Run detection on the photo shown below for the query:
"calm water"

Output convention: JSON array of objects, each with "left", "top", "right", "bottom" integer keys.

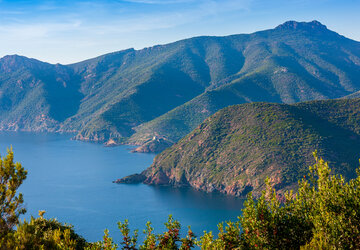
[{"left": 0, "top": 132, "right": 244, "bottom": 242}]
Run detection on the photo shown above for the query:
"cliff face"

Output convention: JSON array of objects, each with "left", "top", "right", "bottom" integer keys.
[{"left": 116, "top": 99, "right": 360, "bottom": 197}]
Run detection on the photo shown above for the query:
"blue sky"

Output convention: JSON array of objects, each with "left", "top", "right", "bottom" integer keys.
[{"left": 0, "top": 0, "right": 359, "bottom": 64}]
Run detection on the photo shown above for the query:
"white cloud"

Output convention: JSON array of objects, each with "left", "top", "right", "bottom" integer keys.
[
  {"left": 0, "top": 20, "right": 82, "bottom": 39},
  {"left": 0, "top": 0, "right": 251, "bottom": 36}
]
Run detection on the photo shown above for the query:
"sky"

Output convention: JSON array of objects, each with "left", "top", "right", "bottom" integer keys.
[{"left": 0, "top": 0, "right": 359, "bottom": 64}]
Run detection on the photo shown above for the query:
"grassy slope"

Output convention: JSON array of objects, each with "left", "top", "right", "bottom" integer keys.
[{"left": 140, "top": 98, "right": 360, "bottom": 197}]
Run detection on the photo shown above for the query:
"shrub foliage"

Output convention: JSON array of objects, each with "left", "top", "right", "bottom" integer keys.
[
  {"left": 0, "top": 148, "right": 27, "bottom": 237},
  {"left": 1, "top": 149, "right": 360, "bottom": 249}
]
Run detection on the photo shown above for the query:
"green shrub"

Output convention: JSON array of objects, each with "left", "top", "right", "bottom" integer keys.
[
  {"left": 0, "top": 148, "right": 27, "bottom": 237},
  {"left": 239, "top": 151, "right": 360, "bottom": 249},
  {"left": 2, "top": 211, "right": 86, "bottom": 250}
]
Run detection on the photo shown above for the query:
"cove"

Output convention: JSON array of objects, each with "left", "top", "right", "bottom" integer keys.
[{"left": 0, "top": 132, "right": 244, "bottom": 242}]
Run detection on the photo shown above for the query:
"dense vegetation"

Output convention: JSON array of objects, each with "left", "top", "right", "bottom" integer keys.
[
  {"left": 0, "top": 148, "right": 27, "bottom": 238},
  {"left": 0, "top": 149, "right": 87, "bottom": 249},
  {"left": 1, "top": 149, "right": 360, "bottom": 249},
  {"left": 120, "top": 98, "right": 360, "bottom": 197},
  {"left": 1, "top": 21, "right": 360, "bottom": 152}
]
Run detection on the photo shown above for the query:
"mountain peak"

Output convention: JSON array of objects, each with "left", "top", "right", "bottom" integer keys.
[
  {"left": 0, "top": 54, "right": 44, "bottom": 65},
  {"left": 0, "top": 54, "right": 49, "bottom": 72},
  {"left": 276, "top": 20, "right": 328, "bottom": 31},
  {"left": 1, "top": 54, "right": 28, "bottom": 61}
]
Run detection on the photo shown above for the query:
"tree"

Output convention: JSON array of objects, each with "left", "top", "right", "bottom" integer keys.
[
  {"left": 299, "top": 153, "right": 360, "bottom": 249},
  {"left": 239, "top": 151, "right": 360, "bottom": 249},
  {"left": 0, "top": 147, "right": 27, "bottom": 236}
]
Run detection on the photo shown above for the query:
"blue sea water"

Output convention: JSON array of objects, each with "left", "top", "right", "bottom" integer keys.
[{"left": 0, "top": 132, "right": 244, "bottom": 243}]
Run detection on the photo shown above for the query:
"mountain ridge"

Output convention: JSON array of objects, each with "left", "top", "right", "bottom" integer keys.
[{"left": 1, "top": 20, "right": 360, "bottom": 152}]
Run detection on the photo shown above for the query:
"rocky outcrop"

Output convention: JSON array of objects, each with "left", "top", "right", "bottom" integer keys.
[
  {"left": 113, "top": 173, "right": 146, "bottom": 184},
  {"left": 132, "top": 136, "right": 173, "bottom": 153},
  {"left": 105, "top": 139, "right": 117, "bottom": 147}
]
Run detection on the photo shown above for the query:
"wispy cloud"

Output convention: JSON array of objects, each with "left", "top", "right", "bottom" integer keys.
[
  {"left": 0, "top": 0, "right": 251, "bottom": 36},
  {"left": 0, "top": 10, "right": 25, "bottom": 15},
  {"left": 123, "top": 0, "right": 195, "bottom": 3},
  {"left": 0, "top": 0, "right": 251, "bottom": 63},
  {"left": 0, "top": 0, "right": 252, "bottom": 63},
  {"left": 0, "top": 0, "right": 358, "bottom": 63},
  {"left": 0, "top": 21, "right": 82, "bottom": 40},
  {"left": 109, "top": 0, "right": 251, "bottom": 31}
]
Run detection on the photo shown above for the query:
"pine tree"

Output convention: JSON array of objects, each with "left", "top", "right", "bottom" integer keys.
[{"left": 0, "top": 147, "right": 27, "bottom": 236}]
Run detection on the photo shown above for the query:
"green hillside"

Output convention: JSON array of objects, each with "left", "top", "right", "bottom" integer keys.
[
  {"left": 117, "top": 98, "right": 360, "bottom": 197},
  {"left": 129, "top": 21, "right": 360, "bottom": 147},
  {"left": 0, "top": 55, "right": 82, "bottom": 131},
  {"left": 1, "top": 20, "right": 360, "bottom": 152}
]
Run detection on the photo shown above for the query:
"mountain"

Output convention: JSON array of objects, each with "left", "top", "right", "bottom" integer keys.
[
  {"left": 116, "top": 98, "right": 360, "bottom": 197},
  {"left": 0, "top": 55, "right": 82, "bottom": 131},
  {"left": 1, "top": 21, "right": 360, "bottom": 151},
  {"left": 343, "top": 90, "right": 360, "bottom": 99},
  {"left": 128, "top": 21, "right": 360, "bottom": 148}
]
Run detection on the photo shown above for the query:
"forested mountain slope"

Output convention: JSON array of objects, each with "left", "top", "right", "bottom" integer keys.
[
  {"left": 129, "top": 21, "right": 360, "bottom": 148},
  {"left": 0, "top": 55, "right": 82, "bottom": 131},
  {"left": 117, "top": 98, "right": 360, "bottom": 197},
  {"left": 1, "top": 20, "right": 360, "bottom": 152}
]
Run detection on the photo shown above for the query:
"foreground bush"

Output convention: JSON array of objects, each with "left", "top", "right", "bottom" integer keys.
[
  {"left": 0, "top": 149, "right": 86, "bottom": 249},
  {"left": 87, "top": 216, "right": 195, "bottom": 250},
  {"left": 2, "top": 211, "right": 86, "bottom": 249},
  {"left": 238, "top": 151, "right": 360, "bottom": 249},
  {"left": 1, "top": 149, "right": 360, "bottom": 249},
  {"left": 0, "top": 148, "right": 27, "bottom": 238}
]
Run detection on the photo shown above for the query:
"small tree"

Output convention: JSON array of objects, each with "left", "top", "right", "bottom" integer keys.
[
  {"left": 299, "top": 153, "right": 360, "bottom": 249},
  {"left": 240, "top": 151, "right": 360, "bottom": 249},
  {"left": 118, "top": 219, "right": 138, "bottom": 250},
  {"left": 0, "top": 147, "right": 27, "bottom": 236}
]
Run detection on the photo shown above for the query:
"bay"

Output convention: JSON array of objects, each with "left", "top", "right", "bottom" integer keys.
[{"left": 0, "top": 132, "right": 244, "bottom": 242}]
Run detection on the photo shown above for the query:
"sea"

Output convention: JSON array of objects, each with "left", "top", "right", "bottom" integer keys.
[{"left": 0, "top": 132, "right": 244, "bottom": 243}]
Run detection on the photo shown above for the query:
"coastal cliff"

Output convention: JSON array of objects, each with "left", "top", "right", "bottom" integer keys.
[{"left": 116, "top": 99, "right": 360, "bottom": 197}]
